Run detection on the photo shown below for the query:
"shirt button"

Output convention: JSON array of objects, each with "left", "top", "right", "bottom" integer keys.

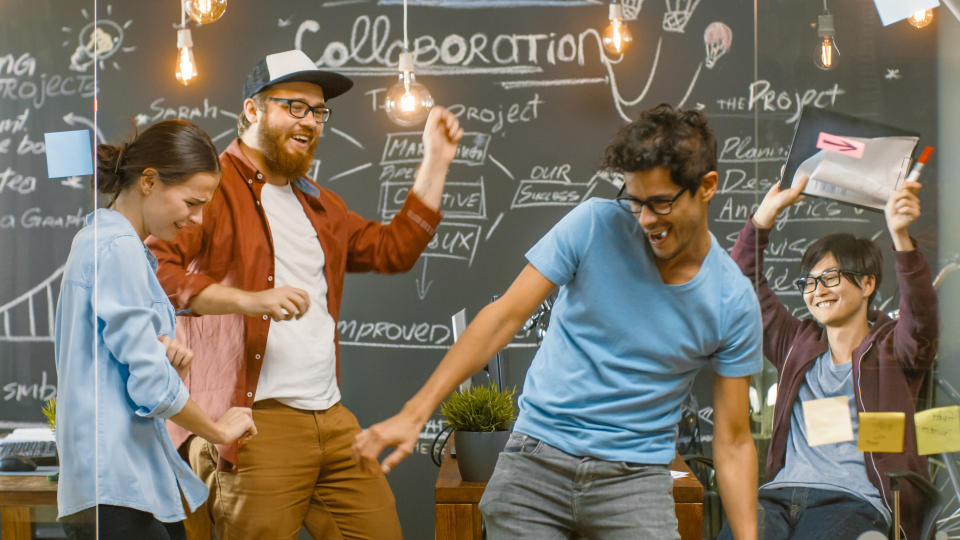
[
  {"left": 256, "top": 201, "right": 261, "bottom": 207},
  {"left": 247, "top": 179, "right": 253, "bottom": 184},
  {"left": 262, "top": 314, "right": 268, "bottom": 320},
  {"left": 255, "top": 354, "right": 261, "bottom": 360},
  {"left": 256, "top": 173, "right": 263, "bottom": 179},
  {"left": 267, "top": 275, "right": 273, "bottom": 282},
  {"left": 246, "top": 392, "right": 253, "bottom": 398}
]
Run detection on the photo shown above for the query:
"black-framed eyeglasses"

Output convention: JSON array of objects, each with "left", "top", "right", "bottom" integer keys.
[
  {"left": 615, "top": 185, "right": 688, "bottom": 216},
  {"left": 267, "top": 97, "right": 331, "bottom": 124},
  {"left": 794, "top": 269, "right": 866, "bottom": 294}
]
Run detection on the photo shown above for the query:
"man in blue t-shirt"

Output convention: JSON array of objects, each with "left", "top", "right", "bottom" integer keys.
[{"left": 354, "top": 104, "right": 763, "bottom": 539}]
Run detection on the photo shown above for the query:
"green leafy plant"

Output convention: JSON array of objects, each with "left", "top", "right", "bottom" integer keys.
[
  {"left": 441, "top": 383, "right": 518, "bottom": 432},
  {"left": 41, "top": 398, "right": 56, "bottom": 433}
]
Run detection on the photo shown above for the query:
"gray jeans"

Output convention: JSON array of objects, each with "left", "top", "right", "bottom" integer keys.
[{"left": 478, "top": 431, "right": 680, "bottom": 540}]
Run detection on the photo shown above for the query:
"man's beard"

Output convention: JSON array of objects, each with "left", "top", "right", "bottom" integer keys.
[{"left": 257, "top": 116, "right": 318, "bottom": 180}]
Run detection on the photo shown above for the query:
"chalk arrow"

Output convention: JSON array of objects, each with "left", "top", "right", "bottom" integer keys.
[
  {"left": 415, "top": 258, "right": 433, "bottom": 300},
  {"left": 62, "top": 113, "right": 106, "bottom": 144}
]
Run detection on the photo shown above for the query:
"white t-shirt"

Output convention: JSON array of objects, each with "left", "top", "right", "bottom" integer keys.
[{"left": 255, "top": 182, "right": 340, "bottom": 410}]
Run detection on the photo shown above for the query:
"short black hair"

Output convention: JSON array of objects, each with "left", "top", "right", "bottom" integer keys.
[
  {"left": 801, "top": 233, "right": 884, "bottom": 307},
  {"left": 599, "top": 103, "right": 717, "bottom": 193}
]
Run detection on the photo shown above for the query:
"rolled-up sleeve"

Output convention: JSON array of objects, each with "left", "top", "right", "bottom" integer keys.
[
  {"left": 345, "top": 191, "right": 443, "bottom": 273},
  {"left": 96, "top": 236, "right": 189, "bottom": 419}
]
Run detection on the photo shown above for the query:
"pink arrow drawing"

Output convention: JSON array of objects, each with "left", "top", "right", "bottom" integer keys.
[{"left": 816, "top": 132, "right": 866, "bottom": 159}]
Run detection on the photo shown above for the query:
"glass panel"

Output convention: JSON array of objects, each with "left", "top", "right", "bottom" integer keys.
[{"left": 0, "top": 0, "right": 97, "bottom": 537}]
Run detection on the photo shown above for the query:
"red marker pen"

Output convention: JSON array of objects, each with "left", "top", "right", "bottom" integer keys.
[{"left": 905, "top": 146, "right": 934, "bottom": 184}]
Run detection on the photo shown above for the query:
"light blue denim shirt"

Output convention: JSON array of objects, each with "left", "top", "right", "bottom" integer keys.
[{"left": 54, "top": 208, "right": 207, "bottom": 522}]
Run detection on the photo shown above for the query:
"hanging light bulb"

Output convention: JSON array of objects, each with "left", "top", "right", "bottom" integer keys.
[
  {"left": 907, "top": 9, "right": 934, "bottom": 28},
  {"left": 185, "top": 0, "right": 227, "bottom": 25},
  {"left": 384, "top": 52, "right": 434, "bottom": 127},
  {"left": 602, "top": 1, "right": 633, "bottom": 55},
  {"left": 176, "top": 28, "right": 198, "bottom": 85},
  {"left": 813, "top": 9, "right": 838, "bottom": 71}
]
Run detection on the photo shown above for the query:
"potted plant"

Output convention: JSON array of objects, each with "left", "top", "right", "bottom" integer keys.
[{"left": 440, "top": 383, "right": 517, "bottom": 482}]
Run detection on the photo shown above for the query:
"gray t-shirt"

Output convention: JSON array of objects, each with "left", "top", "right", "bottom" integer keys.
[{"left": 763, "top": 349, "right": 889, "bottom": 522}]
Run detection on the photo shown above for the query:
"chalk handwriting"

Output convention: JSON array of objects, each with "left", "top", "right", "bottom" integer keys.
[
  {"left": 0, "top": 207, "right": 85, "bottom": 230},
  {"left": 0, "top": 72, "right": 97, "bottom": 109},
  {"left": 0, "top": 167, "right": 37, "bottom": 194},
  {"left": 337, "top": 318, "right": 453, "bottom": 347},
  {"left": 380, "top": 180, "right": 487, "bottom": 220},
  {"left": 141, "top": 97, "right": 233, "bottom": 124},
  {"left": 718, "top": 137, "right": 789, "bottom": 163},
  {"left": 715, "top": 80, "right": 845, "bottom": 124},
  {"left": 2, "top": 371, "right": 57, "bottom": 402},
  {"left": 381, "top": 131, "right": 490, "bottom": 166},
  {"left": 423, "top": 222, "right": 482, "bottom": 265}
]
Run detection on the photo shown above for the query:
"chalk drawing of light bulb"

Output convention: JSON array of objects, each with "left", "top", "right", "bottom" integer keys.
[
  {"left": 663, "top": 0, "right": 700, "bottom": 33},
  {"left": 68, "top": 21, "right": 129, "bottom": 72},
  {"left": 63, "top": 6, "right": 135, "bottom": 72},
  {"left": 703, "top": 21, "right": 732, "bottom": 69}
]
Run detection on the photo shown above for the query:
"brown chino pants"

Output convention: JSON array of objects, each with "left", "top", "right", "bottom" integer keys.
[{"left": 179, "top": 400, "right": 403, "bottom": 540}]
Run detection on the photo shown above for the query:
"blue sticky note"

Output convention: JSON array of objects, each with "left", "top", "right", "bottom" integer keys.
[
  {"left": 44, "top": 129, "right": 94, "bottom": 179},
  {"left": 873, "top": 0, "right": 939, "bottom": 26}
]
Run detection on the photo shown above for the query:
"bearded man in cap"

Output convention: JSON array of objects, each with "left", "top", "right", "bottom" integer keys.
[{"left": 147, "top": 49, "right": 463, "bottom": 540}]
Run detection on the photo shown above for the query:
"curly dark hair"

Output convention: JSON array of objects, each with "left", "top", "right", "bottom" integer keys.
[
  {"left": 801, "top": 233, "right": 883, "bottom": 307},
  {"left": 599, "top": 104, "right": 717, "bottom": 193}
]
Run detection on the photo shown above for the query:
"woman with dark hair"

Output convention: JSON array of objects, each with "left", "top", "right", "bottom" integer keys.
[{"left": 54, "top": 119, "right": 257, "bottom": 540}]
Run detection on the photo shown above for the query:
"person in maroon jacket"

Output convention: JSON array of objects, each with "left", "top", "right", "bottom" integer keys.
[{"left": 720, "top": 176, "right": 938, "bottom": 540}]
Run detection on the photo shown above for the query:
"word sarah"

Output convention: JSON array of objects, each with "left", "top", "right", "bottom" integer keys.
[{"left": 145, "top": 97, "right": 230, "bottom": 123}]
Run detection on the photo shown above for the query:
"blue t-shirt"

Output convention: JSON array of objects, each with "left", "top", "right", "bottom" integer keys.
[
  {"left": 515, "top": 198, "right": 763, "bottom": 464},
  {"left": 763, "top": 350, "right": 889, "bottom": 522}
]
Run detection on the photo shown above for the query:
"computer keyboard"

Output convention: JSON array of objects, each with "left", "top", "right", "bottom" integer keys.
[{"left": 0, "top": 440, "right": 58, "bottom": 459}]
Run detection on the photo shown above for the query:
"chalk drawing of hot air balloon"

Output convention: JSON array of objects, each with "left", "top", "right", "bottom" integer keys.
[{"left": 704, "top": 21, "right": 733, "bottom": 69}]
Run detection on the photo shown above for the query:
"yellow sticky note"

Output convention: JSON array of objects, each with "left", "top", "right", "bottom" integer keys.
[
  {"left": 915, "top": 406, "right": 960, "bottom": 456},
  {"left": 857, "top": 412, "right": 906, "bottom": 453},
  {"left": 802, "top": 396, "right": 854, "bottom": 446}
]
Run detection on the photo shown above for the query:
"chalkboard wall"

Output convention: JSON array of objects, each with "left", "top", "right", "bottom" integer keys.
[{"left": 0, "top": 0, "right": 939, "bottom": 536}]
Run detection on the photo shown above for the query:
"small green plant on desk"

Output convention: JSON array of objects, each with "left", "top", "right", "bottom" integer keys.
[
  {"left": 41, "top": 398, "right": 58, "bottom": 482},
  {"left": 440, "top": 383, "right": 517, "bottom": 482},
  {"left": 441, "top": 383, "right": 517, "bottom": 433},
  {"left": 41, "top": 398, "right": 56, "bottom": 433}
]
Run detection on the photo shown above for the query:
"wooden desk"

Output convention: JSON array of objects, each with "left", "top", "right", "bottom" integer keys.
[
  {"left": 435, "top": 452, "right": 703, "bottom": 540},
  {"left": 0, "top": 475, "right": 58, "bottom": 540}
]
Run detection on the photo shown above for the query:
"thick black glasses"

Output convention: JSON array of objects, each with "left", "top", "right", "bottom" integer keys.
[
  {"left": 267, "top": 97, "right": 331, "bottom": 124},
  {"left": 615, "top": 185, "right": 687, "bottom": 216},
  {"left": 794, "top": 269, "right": 866, "bottom": 294}
]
